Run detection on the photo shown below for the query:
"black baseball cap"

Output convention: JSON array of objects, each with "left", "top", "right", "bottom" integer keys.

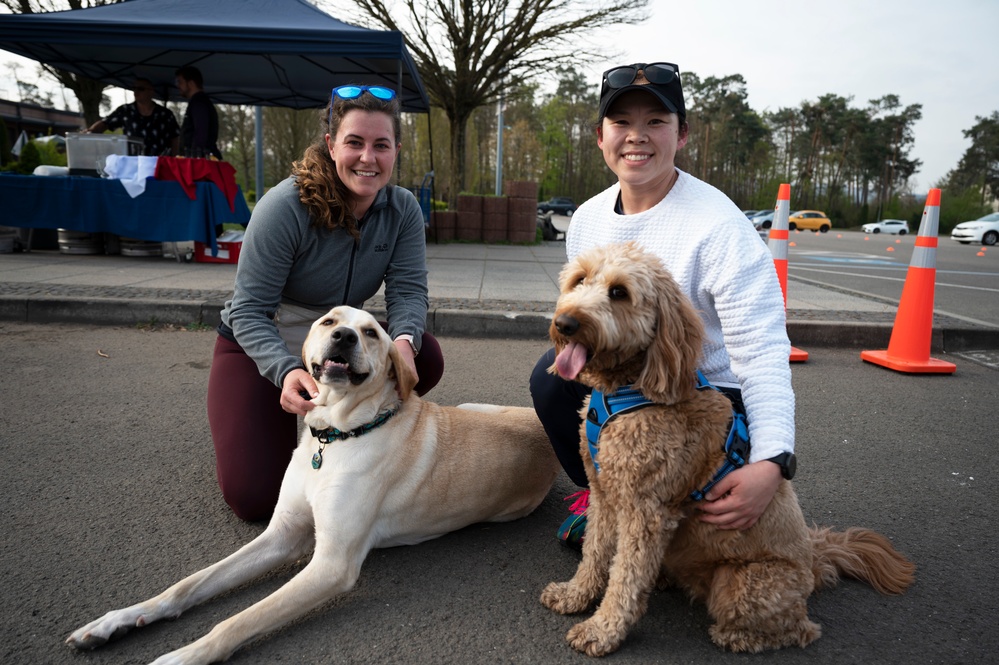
[{"left": 598, "top": 62, "right": 685, "bottom": 121}]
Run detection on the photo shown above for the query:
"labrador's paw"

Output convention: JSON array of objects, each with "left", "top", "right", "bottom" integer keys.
[{"left": 66, "top": 608, "right": 144, "bottom": 649}]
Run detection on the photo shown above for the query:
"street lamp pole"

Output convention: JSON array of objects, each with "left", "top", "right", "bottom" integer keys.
[{"left": 494, "top": 9, "right": 505, "bottom": 197}]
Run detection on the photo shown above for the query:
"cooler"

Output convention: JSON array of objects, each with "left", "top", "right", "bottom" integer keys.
[{"left": 65, "top": 132, "right": 143, "bottom": 177}]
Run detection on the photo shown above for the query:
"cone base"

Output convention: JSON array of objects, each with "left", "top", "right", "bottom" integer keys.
[
  {"left": 790, "top": 347, "right": 808, "bottom": 362},
  {"left": 860, "top": 349, "right": 956, "bottom": 374}
]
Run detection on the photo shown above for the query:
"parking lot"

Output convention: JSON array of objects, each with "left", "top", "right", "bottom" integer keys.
[{"left": 1, "top": 323, "right": 995, "bottom": 664}]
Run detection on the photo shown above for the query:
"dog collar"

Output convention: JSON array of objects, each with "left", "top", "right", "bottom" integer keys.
[{"left": 309, "top": 406, "right": 400, "bottom": 470}]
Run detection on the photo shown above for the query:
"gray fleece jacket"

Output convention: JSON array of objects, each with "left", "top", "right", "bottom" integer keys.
[{"left": 220, "top": 176, "right": 429, "bottom": 387}]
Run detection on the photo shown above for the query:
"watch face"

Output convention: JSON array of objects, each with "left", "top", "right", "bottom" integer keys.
[{"left": 784, "top": 453, "right": 797, "bottom": 480}]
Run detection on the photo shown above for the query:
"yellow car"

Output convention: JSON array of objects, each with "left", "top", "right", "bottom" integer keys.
[{"left": 788, "top": 210, "right": 832, "bottom": 232}]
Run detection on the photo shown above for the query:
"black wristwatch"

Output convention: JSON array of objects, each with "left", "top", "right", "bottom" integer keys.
[{"left": 766, "top": 452, "right": 797, "bottom": 480}]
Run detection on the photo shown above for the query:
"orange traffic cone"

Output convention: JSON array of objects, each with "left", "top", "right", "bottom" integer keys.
[
  {"left": 767, "top": 183, "right": 808, "bottom": 362},
  {"left": 860, "top": 189, "right": 956, "bottom": 374}
]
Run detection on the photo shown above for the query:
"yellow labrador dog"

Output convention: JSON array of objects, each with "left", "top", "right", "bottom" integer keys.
[{"left": 67, "top": 306, "right": 559, "bottom": 665}]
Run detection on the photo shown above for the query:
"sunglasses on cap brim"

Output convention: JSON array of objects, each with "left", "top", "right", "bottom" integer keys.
[{"left": 603, "top": 62, "right": 679, "bottom": 89}]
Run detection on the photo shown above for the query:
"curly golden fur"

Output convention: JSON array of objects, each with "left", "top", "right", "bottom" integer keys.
[{"left": 540, "top": 242, "right": 915, "bottom": 656}]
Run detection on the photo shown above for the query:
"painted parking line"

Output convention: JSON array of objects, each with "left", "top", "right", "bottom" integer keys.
[
  {"left": 953, "top": 350, "right": 999, "bottom": 370},
  {"left": 790, "top": 265, "right": 999, "bottom": 294},
  {"left": 791, "top": 250, "right": 903, "bottom": 267}
]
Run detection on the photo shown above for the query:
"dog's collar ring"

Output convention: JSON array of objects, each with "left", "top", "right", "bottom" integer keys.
[{"left": 309, "top": 406, "right": 400, "bottom": 470}]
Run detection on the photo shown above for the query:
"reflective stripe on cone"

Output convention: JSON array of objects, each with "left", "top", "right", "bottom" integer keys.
[
  {"left": 767, "top": 183, "right": 808, "bottom": 362},
  {"left": 860, "top": 188, "right": 955, "bottom": 374}
]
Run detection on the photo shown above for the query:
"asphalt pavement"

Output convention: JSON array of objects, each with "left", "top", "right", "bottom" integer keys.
[
  {"left": 0, "top": 327, "right": 995, "bottom": 664},
  {"left": 3, "top": 206, "right": 997, "bottom": 663}
]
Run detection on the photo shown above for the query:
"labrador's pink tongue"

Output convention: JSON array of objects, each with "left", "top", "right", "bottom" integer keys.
[{"left": 555, "top": 341, "right": 588, "bottom": 380}]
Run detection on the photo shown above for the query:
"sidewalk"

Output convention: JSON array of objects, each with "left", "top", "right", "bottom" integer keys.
[{"left": 1, "top": 239, "right": 997, "bottom": 351}]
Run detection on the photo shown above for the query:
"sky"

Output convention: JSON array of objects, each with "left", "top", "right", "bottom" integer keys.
[
  {"left": 2, "top": 0, "right": 997, "bottom": 192},
  {"left": 579, "top": 0, "right": 999, "bottom": 192}
]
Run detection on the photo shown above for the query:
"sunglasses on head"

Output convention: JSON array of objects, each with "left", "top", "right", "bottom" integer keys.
[
  {"left": 603, "top": 62, "right": 678, "bottom": 89},
  {"left": 332, "top": 85, "right": 396, "bottom": 101},
  {"left": 329, "top": 85, "right": 397, "bottom": 123}
]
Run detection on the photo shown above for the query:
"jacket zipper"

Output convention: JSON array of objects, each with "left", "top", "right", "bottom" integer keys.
[{"left": 341, "top": 220, "right": 363, "bottom": 303}]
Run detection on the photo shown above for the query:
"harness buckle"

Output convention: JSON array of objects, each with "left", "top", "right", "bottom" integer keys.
[
  {"left": 726, "top": 413, "right": 750, "bottom": 468},
  {"left": 586, "top": 407, "right": 599, "bottom": 424}
]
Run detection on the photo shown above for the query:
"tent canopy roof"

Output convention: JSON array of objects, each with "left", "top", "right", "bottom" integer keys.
[{"left": 0, "top": 0, "right": 429, "bottom": 112}]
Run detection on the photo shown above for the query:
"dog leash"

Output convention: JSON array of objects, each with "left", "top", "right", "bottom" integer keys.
[
  {"left": 584, "top": 372, "right": 749, "bottom": 499},
  {"left": 309, "top": 406, "right": 400, "bottom": 470}
]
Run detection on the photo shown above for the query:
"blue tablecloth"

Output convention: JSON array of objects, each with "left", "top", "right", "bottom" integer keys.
[{"left": 0, "top": 173, "right": 250, "bottom": 255}]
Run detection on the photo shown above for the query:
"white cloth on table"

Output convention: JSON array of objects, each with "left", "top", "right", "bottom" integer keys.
[
  {"left": 32, "top": 165, "right": 70, "bottom": 177},
  {"left": 102, "top": 155, "right": 159, "bottom": 198}
]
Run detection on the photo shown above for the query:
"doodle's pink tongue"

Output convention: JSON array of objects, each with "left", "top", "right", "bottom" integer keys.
[{"left": 555, "top": 341, "right": 588, "bottom": 380}]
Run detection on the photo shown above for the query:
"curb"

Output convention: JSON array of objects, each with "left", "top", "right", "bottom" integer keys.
[
  {"left": 3, "top": 295, "right": 999, "bottom": 352},
  {"left": 785, "top": 321, "right": 999, "bottom": 353},
  {"left": 0, "top": 295, "right": 221, "bottom": 328}
]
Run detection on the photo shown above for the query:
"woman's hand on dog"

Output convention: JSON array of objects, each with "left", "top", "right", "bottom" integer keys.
[
  {"left": 393, "top": 339, "right": 420, "bottom": 386},
  {"left": 281, "top": 368, "right": 319, "bottom": 415},
  {"left": 697, "top": 461, "right": 782, "bottom": 530}
]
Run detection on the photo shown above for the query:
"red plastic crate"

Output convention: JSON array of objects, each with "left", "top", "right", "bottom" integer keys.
[{"left": 194, "top": 239, "right": 242, "bottom": 264}]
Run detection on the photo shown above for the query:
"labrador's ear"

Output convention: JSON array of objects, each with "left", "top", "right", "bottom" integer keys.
[{"left": 389, "top": 342, "right": 418, "bottom": 401}]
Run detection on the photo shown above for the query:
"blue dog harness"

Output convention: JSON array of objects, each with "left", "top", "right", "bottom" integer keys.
[
  {"left": 585, "top": 385, "right": 655, "bottom": 473},
  {"left": 585, "top": 371, "right": 750, "bottom": 502}
]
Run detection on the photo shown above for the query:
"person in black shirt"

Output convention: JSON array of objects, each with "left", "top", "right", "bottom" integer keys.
[
  {"left": 86, "top": 77, "right": 180, "bottom": 157},
  {"left": 174, "top": 66, "right": 222, "bottom": 159}
]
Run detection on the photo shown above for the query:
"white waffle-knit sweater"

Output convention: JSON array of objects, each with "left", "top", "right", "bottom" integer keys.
[{"left": 566, "top": 170, "right": 794, "bottom": 461}]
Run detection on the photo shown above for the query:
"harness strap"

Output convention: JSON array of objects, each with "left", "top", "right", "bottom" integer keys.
[
  {"left": 688, "top": 412, "right": 749, "bottom": 501},
  {"left": 585, "top": 386, "right": 655, "bottom": 473},
  {"left": 690, "top": 371, "right": 749, "bottom": 501},
  {"left": 583, "top": 374, "right": 750, "bottom": 501}
]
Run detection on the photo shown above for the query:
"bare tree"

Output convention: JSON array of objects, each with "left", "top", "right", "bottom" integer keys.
[
  {"left": 0, "top": 0, "right": 121, "bottom": 125},
  {"left": 319, "top": 0, "right": 647, "bottom": 205}
]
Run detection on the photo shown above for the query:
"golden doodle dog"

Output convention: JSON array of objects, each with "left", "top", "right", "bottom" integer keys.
[
  {"left": 67, "top": 306, "right": 559, "bottom": 665},
  {"left": 539, "top": 242, "right": 915, "bottom": 656}
]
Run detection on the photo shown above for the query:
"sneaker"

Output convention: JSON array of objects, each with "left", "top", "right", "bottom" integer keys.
[{"left": 556, "top": 490, "right": 589, "bottom": 549}]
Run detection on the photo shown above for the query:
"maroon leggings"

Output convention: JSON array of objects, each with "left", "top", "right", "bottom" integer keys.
[{"left": 207, "top": 332, "right": 444, "bottom": 522}]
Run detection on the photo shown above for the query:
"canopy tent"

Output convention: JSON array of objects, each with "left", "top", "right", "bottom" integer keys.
[
  {"left": 0, "top": 0, "right": 429, "bottom": 112},
  {"left": 0, "top": 0, "right": 435, "bottom": 218}
]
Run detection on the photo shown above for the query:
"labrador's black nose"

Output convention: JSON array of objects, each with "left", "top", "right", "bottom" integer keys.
[{"left": 331, "top": 327, "right": 358, "bottom": 348}]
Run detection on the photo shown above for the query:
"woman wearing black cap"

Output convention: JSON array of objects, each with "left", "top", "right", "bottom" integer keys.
[{"left": 530, "top": 62, "right": 796, "bottom": 545}]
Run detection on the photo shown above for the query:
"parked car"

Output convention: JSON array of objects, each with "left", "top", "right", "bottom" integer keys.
[
  {"left": 751, "top": 210, "right": 774, "bottom": 230},
  {"left": 537, "top": 212, "right": 562, "bottom": 241},
  {"left": 743, "top": 209, "right": 763, "bottom": 218},
  {"left": 787, "top": 210, "right": 832, "bottom": 232},
  {"left": 537, "top": 196, "right": 576, "bottom": 216},
  {"left": 862, "top": 219, "right": 909, "bottom": 235},
  {"left": 951, "top": 212, "right": 999, "bottom": 246}
]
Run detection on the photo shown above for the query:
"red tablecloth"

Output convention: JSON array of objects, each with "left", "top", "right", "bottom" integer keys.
[{"left": 154, "top": 157, "right": 238, "bottom": 212}]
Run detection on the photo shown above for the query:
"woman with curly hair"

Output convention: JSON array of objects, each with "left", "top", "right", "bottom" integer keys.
[{"left": 207, "top": 85, "right": 443, "bottom": 521}]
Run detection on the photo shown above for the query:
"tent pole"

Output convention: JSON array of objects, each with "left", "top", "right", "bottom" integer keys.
[
  {"left": 427, "top": 111, "right": 435, "bottom": 207},
  {"left": 255, "top": 106, "right": 264, "bottom": 204}
]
